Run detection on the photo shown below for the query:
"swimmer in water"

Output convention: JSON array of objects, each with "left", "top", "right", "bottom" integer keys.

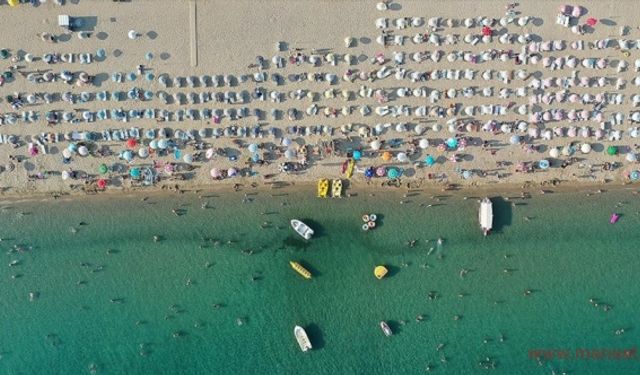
[
  {"left": 459, "top": 268, "right": 468, "bottom": 278},
  {"left": 437, "top": 238, "right": 443, "bottom": 245}
]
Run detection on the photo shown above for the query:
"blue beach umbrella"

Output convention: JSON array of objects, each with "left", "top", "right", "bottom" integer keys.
[
  {"left": 446, "top": 137, "right": 458, "bottom": 149},
  {"left": 145, "top": 129, "right": 156, "bottom": 139},
  {"left": 144, "top": 90, "right": 154, "bottom": 100},
  {"left": 424, "top": 155, "right": 435, "bottom": 166},
  {"left": 122, "top": 150, "right": 133, "bottom": 161},
  {"left": 127, "top": 72, "right": 137, "bottom": 81},
  {"left": 251, "top": 153, "right": 260, "bottom": 162},
  {"left": 68, "top": 143, "right": 78, "bottom": 152},
  {"left": 387, "top": 167, "right": 400, "bottom": 179},
  {"left": 97, "top": 109, "right": 107, "bottom": 120},
  {"left": 145, "top": 72, "right": 155, "bottom": 81},
  {"left": 365, "top": 167, "right": 375, "bottom": 178},
  {"left": 538, "top": 159, "right": 550, "bottom": 170},
  {"left": 353, "top": 150, "right": 362, "bottom": 161},
  {"left": 129, "top": 167, "right": 141, "bottom": 179},
  {"left": 510, "top": 134, "right": 521, "bottom": 145},
  {"left": 630, "top": 170, "right": 640, "bottom": 181},
  {"left": 158, "top": 139, "right": 168, "bottom": 149},
  {"left": 127, "top": 89, "right": 138, "bottom": 100},
  {"left": 462, "top": 170, "right": 472, "bottom": 179},
  {"left": 97, "top": 91, "right": 108, "bottom": 101},
  {"left": 145, "top": 52, "right": 154, "bottom": 61},
  {"left": 248, "top": 143, "right": 258, "bottom": 153},
  {"left": 174, "top": 149, "right": 182, "bottom": 160},
  {"left": 96, "top": 48, "right": 106, "bottom": 58},
  {"left": 149, "top": 140, "right": 159, "bottom": 149},
  {"left": 111, "top": 72, "right": 123, "bottom": 82}
]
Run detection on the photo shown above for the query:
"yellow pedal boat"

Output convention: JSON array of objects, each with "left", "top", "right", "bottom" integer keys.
[
  {"left": 317, "top": 179, "right": 329, "bottom": 198},
  {"left": 374, "top": 266, "right": 388, "bottom": 280}
]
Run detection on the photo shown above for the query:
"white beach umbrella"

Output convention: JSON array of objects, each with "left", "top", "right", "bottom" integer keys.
[
  {"left": 396, "top": 152, "right": 408, "bottom": 162},
  {"left": 419, "top": 139, "right": 429, "bottom": 149},
  {"left": 128, "top": 30, "right": 139, "bottom": 40},
  {"left": 138, "top": 147, "right": 149, "bottom": 158},
  {"left": 61, "top": 170, "right": 70, "bottom": 180},
  {"left": 626, "top": 153, "right": 637, "bottom": 162},
  {"left": 581, "top": 143, "right": 592, "bottom": 154},
  {"left": 549, "top": 147, "right": 560, "bottom": 158},
  {"left": 78, "top": 146, "right": 88, "bottom": 156}
]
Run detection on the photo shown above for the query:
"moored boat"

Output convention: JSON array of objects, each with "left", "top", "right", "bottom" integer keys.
[
  {"left": 479, "top": 197, "right": 493, "bottom": 236},
  {"left": 317, "top": 178, "right": 329, "bottom": 198},
  {"left": 346, "top": 159, "right": 356, "bottom": 178},
  {"left": 374, "top": 265, "right": 388, "bottom": 279},
  {"left": 294, "top": 325, "right": 313, "bottom": 352},
  {"left": 380, "top": 321, "right": 392, "bottom": 336},
  {"left": 332, "top": 179, "right": 342, "bottom": 198},
  {"left": 610, "top": 213, "right": 620, "bottom": 224},
  {"left": 291, "top": 219, "right": 314, "bottom": 240},
  {"left": 290, "top": 261, "right": 312, "bottom": 279}
]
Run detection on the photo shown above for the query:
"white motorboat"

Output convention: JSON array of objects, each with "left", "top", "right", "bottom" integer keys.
[
  {"left": 479, "top": 197, "right": 493, "bottom": 236},
  {"left": 294, "top": 325, "right": 312, "bottom": 352},
  {"left": 380, "top": 321, "right": 393, "bottom": 337},
  {"left": 291, "top": 219, "right": 314, "bottom": 240}
]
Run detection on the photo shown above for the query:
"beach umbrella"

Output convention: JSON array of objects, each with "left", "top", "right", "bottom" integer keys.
[
  {"left": 210, "top": 168, "right": 221, "bottom": 178},
  {"left": 78, "top": 146, "right": 89, "bottom": 156},
  {"left": 126, "top": 138, "right": 137, "bottom": 149},
  {"left": 607, "top": 146, "right": 618, "bottom": 156},
  {"left": 122, "top": 150, "right": 134, "bottom": 161},
  {"left": 462, "top": 170, "right": 472, "bottom": 179},
  {"left": 626, "top": 153, "right": 637, "bottom": 162},
  {"left": 97, "top": 179, "right": 107, "bottom": 189},
  {"left": 396, "top": 152, "right": 408, "bottom": 162},
  {"left": 183, "top": 154, "right": 193, "bottom": 164},
  {"left": 376, "top": 167, "right": 386, "bottom": 177},
  {"left": 631, "top": 170, "right": 640, "bottom": 181},
  {"left": 282, "top": 138, "right": 292, "bottom": 147},
  {"left": 28, "top": 144, "right": 38, "bottom": 156},
  {"left": 138, "top": 148, "right": 149, "bottom": 158},
  {"left": 158, "top": 139, "right": 168, "bottom": 149},
  {"left": 370, "top": 140, "right": 382, "bottom": 150},
  {"left": 128, "top": 30, "right": 139, "bottom": 40},
  {"left": 149, "top": 140, "right": 159, "bottom": 150},
  {"left": 61, "top": 170, "right": 70, "bottom": 180},
  {"left": 446, "top": 137, "right": 458, "bottom": 149},
  {"left": 538, "top": 159, "right": 550, "bottom": 170},
  {"left": 586, "top": 17, "right": 597, "bottom": 26},
  {"left": 248, "top": 143, "right": 258, "bottom": 153},
  {"left": 130, "top": 167, "right": 141, "bottom": 179},
  {"left": 145, "top": 52, "right": 154, "bottom": 61},
  {"left": 387, "top": 168, "right": 400, "bottom": 179},
  {"left": 98, "top": 164, "right": 108, "bottom": 174},
  {"left": 284, "top": 149, "right": 296, "bottom": 159},
  {"left": 549, "top": 148, "right": 560, "bottom": 158},
  {"left": 228, "top": 168, "right": 238, "bottom": 177},
  {"left": 353, "top": 150, "right": 362, "bottom": 161},
  {"left": 62, "top": 148, "right": 72, "bottom": 159},
  {"left": 382, "top": 151, "right": 392, "bottom": 161},
  {"left": 424, "top": 155, "right": 435, "bottom": 166},
  {"left": 580, "top": 143, "right": 591, "bottom": 154},
  {"left": 562, "top": 146, "right": 575, "bottom": 156},
  {"left": 510, "top": 135, "right": 521, "bottom": 145},
  {"left": 419, "top": 139, "right": 429, "bottom": 149},
  {"left": 164, "top": 164, "right": 174, "bottom": 174},
  {"left": 365, "top": 167, "right": 375, "bottom": 178}
]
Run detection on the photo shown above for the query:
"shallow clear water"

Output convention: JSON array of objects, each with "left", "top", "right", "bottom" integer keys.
[{"left": 0, "top": 188, "right": 638, "bottom": 374}]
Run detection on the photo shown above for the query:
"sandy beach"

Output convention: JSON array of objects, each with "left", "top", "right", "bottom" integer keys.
[{"left": 1, "top": 0, "right": 640, "bottom": 197}]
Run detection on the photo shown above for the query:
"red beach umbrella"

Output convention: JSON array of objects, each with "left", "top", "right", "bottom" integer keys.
[
  {"left": 482, "top": 26, "right": 492, "bottom": 36},
  {"left": 97, "top": 178, "right": 107, "bottom": 189},
  {"left": 126, "top": 138, "right": 138, "bottom": 149},
  {"left": 586, "top": 18, "right": 598, "bottom": 27}
]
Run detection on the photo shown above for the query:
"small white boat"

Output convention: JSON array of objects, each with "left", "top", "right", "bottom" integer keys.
[
  {"left": 294, "top": 325, "right": 312, "bottom": 352},
  {"left": 479, "top": 197, "right": 493, "bottom": 236},
  {"left": 291, "top": 219, "right": 314, "bottom": 240},
  {"left": 380, "top": 321, "right": 393, "bottom": 336}
]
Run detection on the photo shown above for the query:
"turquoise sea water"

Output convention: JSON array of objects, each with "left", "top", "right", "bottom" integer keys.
[{"left": 0, "top": 187, "right": 639, "bottom": 374}]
